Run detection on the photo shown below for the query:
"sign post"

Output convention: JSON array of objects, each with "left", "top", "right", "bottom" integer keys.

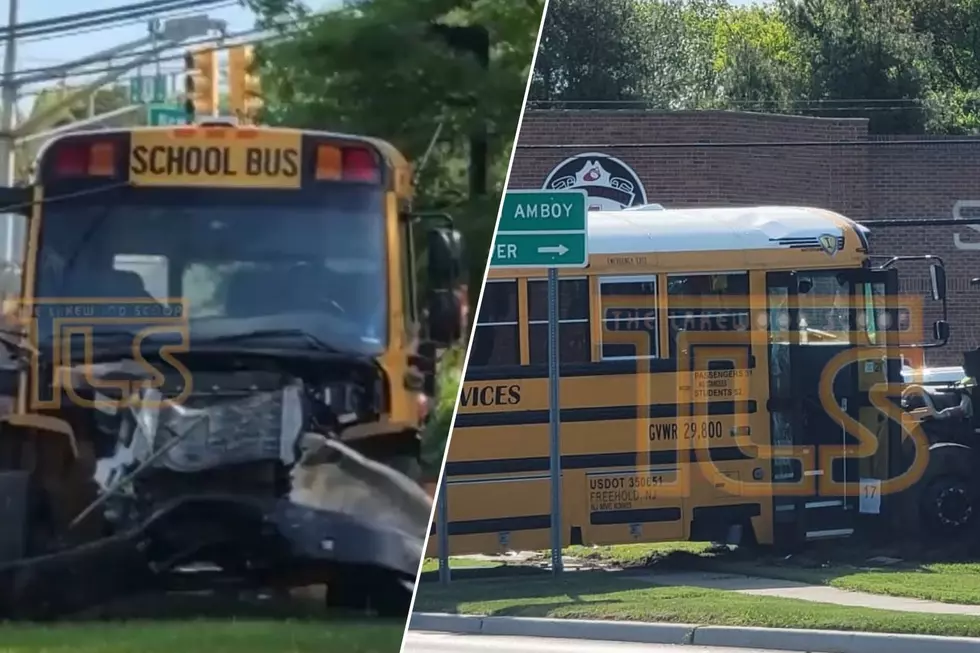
[
  {"left": 437, "top": 472, "right": 451, "bottom": 585},
  {"left": 491, "top": 189, "right": 588, "bottom": 576}
]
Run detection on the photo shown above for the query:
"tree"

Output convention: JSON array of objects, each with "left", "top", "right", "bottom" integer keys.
[
  {"left": 68, "top": 86, "right": 130, "bottom": 121},
  {"left": 247, "top": 0, "right": 543, "bottom": 296},
  {"left": 530, "top": 0, "right": 651, "bottom": 105},
  {"left": 710, "top": 3, "right": 804, "bottom": 113},
  {"left": 774, "top": 0, "right": 932, "bottom": 133},
  {"left": 14, "top": 85, "right": 136, "bottom": 182},
  {"left": 527, "top": 0, "right": 980, "bottom": 135},
  {"left": 908, "top": 0, "right": 980, "bottom": 133}
]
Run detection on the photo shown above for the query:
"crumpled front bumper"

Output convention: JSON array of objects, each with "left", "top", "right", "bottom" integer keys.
[
  {"left": 0, "top": 491, "right": 423, "bottom": 620},
  {"left": 136, "top": 493, "right": 425, "bottom": 579}
]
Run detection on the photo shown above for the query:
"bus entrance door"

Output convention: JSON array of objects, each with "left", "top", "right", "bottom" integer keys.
[
  {"left": 766, "top": 270, "right": 874, "bottom": 550},
  {"left": 854, "top": 268, "right": 903, "bottom": 534}
]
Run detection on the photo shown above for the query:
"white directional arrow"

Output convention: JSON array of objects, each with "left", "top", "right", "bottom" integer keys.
[{"left": 537, "top": 244, "right": 569, "bottom": 255}]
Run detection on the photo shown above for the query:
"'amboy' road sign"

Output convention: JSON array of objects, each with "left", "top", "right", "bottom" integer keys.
[{"left": 491, "top": 189, "right": 589, "bottom": 268}]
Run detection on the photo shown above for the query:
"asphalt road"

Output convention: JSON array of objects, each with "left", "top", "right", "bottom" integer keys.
[{"left": 402, "top": 631, "right": 814, "bottom": 653}]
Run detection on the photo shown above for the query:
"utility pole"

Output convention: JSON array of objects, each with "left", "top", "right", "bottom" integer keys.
[{"left": 0, "top": 0, "right": 19, "bottom": 263}]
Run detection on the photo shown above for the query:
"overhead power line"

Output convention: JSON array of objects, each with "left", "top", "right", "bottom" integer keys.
[
  {"left": 11, "top": 27, "right": 270, "bottom": 83},
  {"left": 2, "top": 0, "right": 231, "bottom": 41},
  {"left": 517, "top": 139, "right": 980, "bottom": 150},
  {"left": 20, "top": 1, "right": 238, "bottom": 46},
  {"left": 0, "top": 0, "right": 229, "bottom": 39}
]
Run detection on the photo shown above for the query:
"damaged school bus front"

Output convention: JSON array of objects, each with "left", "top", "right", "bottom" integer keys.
[{"left": 0, "top": 126, "right": 466, "bottom": 619}]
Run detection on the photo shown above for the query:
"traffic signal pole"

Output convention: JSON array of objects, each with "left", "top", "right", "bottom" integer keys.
[
  {"left": 8, "top": 16, "right": 226, "bottom": 141},
  {"left": 429, "top": 24, "right": 490, "bottom": 199}
]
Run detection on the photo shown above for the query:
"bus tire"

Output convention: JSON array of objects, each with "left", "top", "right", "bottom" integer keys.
[
  {"left": 325, "top": 569, "right": 412, "bottom": 618},
  {"left": 918, "top": 443, "right": 979, "bottom": 538}
]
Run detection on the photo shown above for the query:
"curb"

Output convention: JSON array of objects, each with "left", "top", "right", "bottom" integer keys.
[{"left": 408, "top": 613, "right": 980, "bottom": 653}]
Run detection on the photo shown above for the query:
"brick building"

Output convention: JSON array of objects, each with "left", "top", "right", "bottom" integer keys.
[{"left": 509, "top": 110, "right": 980, "bottom": 366}]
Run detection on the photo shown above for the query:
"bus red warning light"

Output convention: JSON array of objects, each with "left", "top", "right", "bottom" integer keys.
[
  {"left": 342, "top": 147, "right": 379, "bottom": 183},
  {"left": 52, "top": 141, "right": 117, "bottom": 178}
]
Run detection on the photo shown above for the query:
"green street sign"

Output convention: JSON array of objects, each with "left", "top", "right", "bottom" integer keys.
[
  {"left": 491, "top": 232, "right": 588, "bottom": 268},
  {"left": 129, "top": 78, "right": 143, "bottom": 104},
  {"left": 491, "top": 189, "right": 589, "bottom": 268},
  {"left": 497, "top": 190, "right": 588, "bottom": 232},
  {"left": 130, "top": 75, "right": 169, "bottom": 104},
  {"left": 147, "top": 105, "right": 187, "bottom": 126},
  {"left": 152, "top": 76, "right": 167, "bottom": 103}
]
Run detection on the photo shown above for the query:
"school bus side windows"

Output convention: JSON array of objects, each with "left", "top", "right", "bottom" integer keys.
[
  {"left": 667, "top": 272, "right": 750, "bottom": 357},
  {"left": 527, "top": 278, "right": 591, "bottom": 364},
  {"left": 599, "top": 276, "right": 659, "bottom": 360},
  {"left": 468, "top": 279, "right": 519, "bottom": 367}
]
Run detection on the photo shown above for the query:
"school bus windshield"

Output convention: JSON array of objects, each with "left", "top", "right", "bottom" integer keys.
[{"left": 32, "top": 185, "right": 387, "bottom": 355}]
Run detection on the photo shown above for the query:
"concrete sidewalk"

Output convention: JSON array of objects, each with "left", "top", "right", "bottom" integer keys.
[
  {"left": 410, "top": 613, "right": 980, "bottom": 653},
  {"left": 636, "top": 570, "right": 980, "bottom": 616}
]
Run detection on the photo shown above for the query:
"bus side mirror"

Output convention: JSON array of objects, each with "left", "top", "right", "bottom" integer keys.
[
  {"left": 933, "top": 320, "right": 950, "bottom": 344},
  {"left": 930, "top": 264, "right": 947, "bottom": 301},
  {"left": 426, "top": 227, "right": 466, "bottom": 346},
  {"left": 427, "top": 227, "right": 465, "bottom": 290}
]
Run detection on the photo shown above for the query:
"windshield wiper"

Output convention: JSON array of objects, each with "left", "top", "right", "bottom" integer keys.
[
  {"left": 45, "top": 329, "right": 148, "bottom": 362},
  {"left": 196, "top": 328, "right": 350, "bottom": 354}
]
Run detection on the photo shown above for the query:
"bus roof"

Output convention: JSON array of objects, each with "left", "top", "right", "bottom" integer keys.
[{"left": 588, "top": 205, "right": 868, "bottom": 255}]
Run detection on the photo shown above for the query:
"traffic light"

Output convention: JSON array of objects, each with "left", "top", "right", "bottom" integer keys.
[
  {"left": 228, "top": 45, "right": 262, "bottom": 123},
  {"left": 184, "top": 48, "right": 218, "bottom": 120}
]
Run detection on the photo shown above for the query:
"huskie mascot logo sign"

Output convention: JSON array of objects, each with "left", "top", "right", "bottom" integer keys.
[{"left": 542, "top": 153, "right": 647, "bottom": 210}]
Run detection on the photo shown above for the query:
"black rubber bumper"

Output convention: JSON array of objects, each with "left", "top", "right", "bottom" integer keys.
[{"left": 271, "top": 498, "right": 423, "bottom": 578}]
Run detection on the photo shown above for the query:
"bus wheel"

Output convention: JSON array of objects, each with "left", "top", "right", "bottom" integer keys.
[
  {"left": 921, "top": 474, "right": 976, "bottom": 536},
  {"left": 917, "top": 443, "right": 979, "bottom": 539},
  {"left": 325, "top": 570, "right": 412, "bottom": 618}
]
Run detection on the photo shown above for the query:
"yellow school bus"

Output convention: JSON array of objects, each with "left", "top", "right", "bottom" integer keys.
[
  {"left": 0, "top": 122, "right": 466, "bottom": 616},
  {"left": 430, "top": 205, "right": 948, "bottom": 556},
  {"left": 13, "top": 123, "right": 464, "bottom": 463}
]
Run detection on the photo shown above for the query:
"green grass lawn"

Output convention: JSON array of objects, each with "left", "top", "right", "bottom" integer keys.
[
  {"left": 558, "top": 541, "right": 980, "bottom": 606},
  {"left": 412, "top": 571, "right": 980, "bottom": 637},
  {"left": 0, "top": 620, "right": 404, "bottom": 653}
]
